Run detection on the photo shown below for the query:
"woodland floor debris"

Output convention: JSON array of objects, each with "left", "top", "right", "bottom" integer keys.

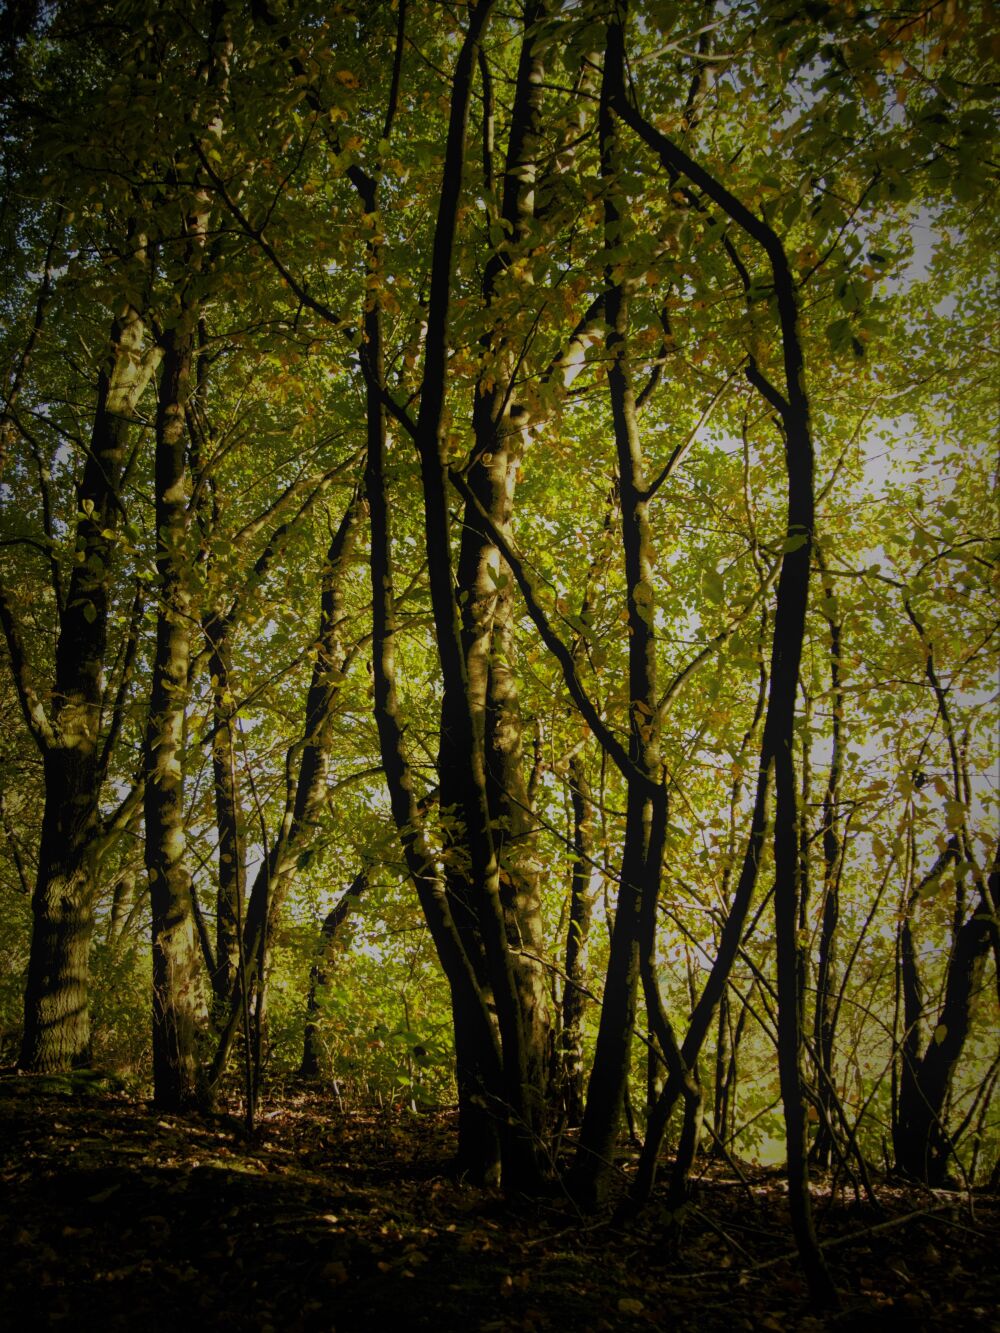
[{"left": 1, "top": 1076, "right": 997, "bottom": 1332}]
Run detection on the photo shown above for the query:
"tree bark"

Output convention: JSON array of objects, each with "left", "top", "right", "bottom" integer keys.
[
  {"left": 300, "top": 870, "right": 369, "bottom": 1079},
  {"left": 559, "top": 755, "right": 597, "bottom": 1125},
  {"left": 895, "top": 847, "right": 996, "bottom": 1183},
  {"left": 606, "top": 13, "right": 836, "bottom": 1302},
  {"left": 445, "top": 0, "right": 553, "bottom": 1149},
  {"left": 14, "top": 299, "right": 155, "bottom": 1071},
  {"left": 573, "top": 34, "right": 667, "bottom": 1204},
  {"left": 144, "top": 325, "right": 205, "bottom": 1111},
  {"left": 811, "top": 554, "right": 844, "bottom": 1168},
  {"left": 412, "top": 0, "right": 543, "bottom": 1190}
]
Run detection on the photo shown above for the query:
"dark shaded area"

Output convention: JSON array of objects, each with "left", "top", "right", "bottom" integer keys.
[{"left": 1, "top": 1077, "right": 997, "bottom": 1331}]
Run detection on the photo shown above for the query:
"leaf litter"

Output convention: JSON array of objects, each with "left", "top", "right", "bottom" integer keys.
[{"left": 1, "top": 1075, "right": 997, "bottom": 1331}]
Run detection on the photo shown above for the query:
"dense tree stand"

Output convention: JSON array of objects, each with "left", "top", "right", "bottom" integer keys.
[{"left": 0, "top": 0, "right": 996, "bottom": 1301}]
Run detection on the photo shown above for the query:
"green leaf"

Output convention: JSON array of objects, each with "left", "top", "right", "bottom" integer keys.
[
  {"left": 703, "top": 570, "right": 725, "bottom": 603},
  {"left": 781, "top": 533, "right": 808, "bottom": 553}
]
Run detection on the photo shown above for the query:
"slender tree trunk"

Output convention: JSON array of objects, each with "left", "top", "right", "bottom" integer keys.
[
  {"left": 713, "top": 991, "right": 732, "bottom": 1149},
  {"left": 345, "top": 3, "right": 506, "bottom": 1182},
  {"left": 812, "top": 556, "right": 844, "bottom": 1168},
  {"left": 204, "top": 616, "right": 244, "bottom": 1007},
  {"left": 366, "top": 289, "right": 504, "bottom": 1180},
  {"left": 556, "top": 495, "right": 618, "bottom": 1126},
  {"left": 108, "top": 869, "right": 137, "bottom": 950},
  {"left": 413, "top": 0, "right": 543, "bottom": 1190},
  {"left": 144, "top": 326, "right": 205, "bottom": 1111},
  {"left": 573, "top": 38, "right": 666, "bottom": 1204},
  {"left": 298, "top": 870, "right": 372, "bottom": 1079},
  {"left": 439, "top": 0, "right": 553, "bottom": 1161},
  {"left": 895, "top": 851, "right": 996, "bottom": 1183},
  {"left": 606, "top": 14, "right": 836, "bottom": 1302},
  {"left": 559, "top": 756, "right": 597, "bottom": 1125}
]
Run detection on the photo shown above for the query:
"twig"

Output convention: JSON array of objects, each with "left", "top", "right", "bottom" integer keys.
[
  {"left": 654, "top": 1201, "right": 954, "bottom": 1282},
  {"left": 521, "top": 1217, "right": 610, "bottom": 1249}
]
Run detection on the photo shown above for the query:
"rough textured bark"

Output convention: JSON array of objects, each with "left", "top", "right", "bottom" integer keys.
[
  {"left": 144, "top": 326, "right": 205, "bottom": 1111},
  {"left": 11, "top": 299, "right": 155, "bottom": 1072},
  {"left": 445, "top": 0, "right": 553, "bottom": 1147},
  {"left": 411, "top": 0, "right": 543, "bottom": 1189}
]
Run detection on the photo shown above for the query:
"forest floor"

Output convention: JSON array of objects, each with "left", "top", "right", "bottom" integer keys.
[{"left": 1, "top": 1074, "right": 997, "bottom": 1332}]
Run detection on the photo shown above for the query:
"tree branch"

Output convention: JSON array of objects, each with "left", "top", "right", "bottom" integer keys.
[{"left": 0, "top": 575, "right": 56, "bottom": 752}]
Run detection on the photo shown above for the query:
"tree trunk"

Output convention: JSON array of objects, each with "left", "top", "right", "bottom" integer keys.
[
  {"left": 439, "top": 0, "right": 553, "bottom": 1160},
  {"left": 204, "top": 616, "right": 244, "bottom": 1008},
  {"left": 347, "top": 5, "right": 506, "bottom": 1183},
  {"left": 299, "top": 862, "right": 378, "bottom": 1079},
  {"left": 559, "top": 756, "right": 597, "bottom": 1125},
  {"left": 15, "top": 300, "right": 154, "bottom": 1071},
  {"left": 412, "top": 0, "right": 543, "bottom": 1191},
  {"left": 573, "top": 38, "right": 665, "bottom": 1204},
  {"left": 144, "top": 326, "right": 205, "bottom": 1111},
  {"left": 895, "top": 852, "right": 996, "bottom": 1184},
  {"left": 606, "top": 14, "right": 836, "bottom": 1303},
  {"left": 20, "top": 842, "right": 94, "bottom": 1071},
  {"left": 811, "top": 555, "right": 844, "bottom": 1168},
  {"left": 713, "top": 991, "right": 732, "bottom": 1149}
]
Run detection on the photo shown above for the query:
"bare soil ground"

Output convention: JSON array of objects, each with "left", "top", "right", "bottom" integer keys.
[{"left": 1, "top": 1075, "right": 997, "bottom": 1331}]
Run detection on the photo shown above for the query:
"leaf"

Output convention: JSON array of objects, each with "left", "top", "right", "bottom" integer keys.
[
  {"left": 703, "top": 569, "right": 725, "bottom": 602},
  {"left": 945, "top": 800, "right": 966, "bottom": 831},
  {"left": 781, "top": 533, "right": 808, "bottom": 553}
]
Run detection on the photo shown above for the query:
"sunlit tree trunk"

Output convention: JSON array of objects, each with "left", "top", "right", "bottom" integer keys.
[
  {"left": 144, "top": 324, "right": 206, "bottom": 1111},
  {"left": 559, "top": 756, "right": 597, "bottom": 1125},
  {"left": 410, "top": 0, "right": 547, "bottom": 1191},
  {"left": 11, "top": 300, "right": 154, "bottom": 1072},
  {"left": 442, "top": 0, "right": 553, "bottom": 1153}
]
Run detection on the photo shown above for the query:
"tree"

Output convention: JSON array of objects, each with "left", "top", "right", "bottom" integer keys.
[{"left": 0, "top": 39, "right": 159, "bottom": 1065}]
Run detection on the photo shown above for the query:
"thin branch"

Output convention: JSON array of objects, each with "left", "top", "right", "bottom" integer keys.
[
  {"left": 0, "top": 575, "right": 56, "bottom": 752},
  {"left": 447, "top": 465, "right": 651, "bottom": 792}
]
